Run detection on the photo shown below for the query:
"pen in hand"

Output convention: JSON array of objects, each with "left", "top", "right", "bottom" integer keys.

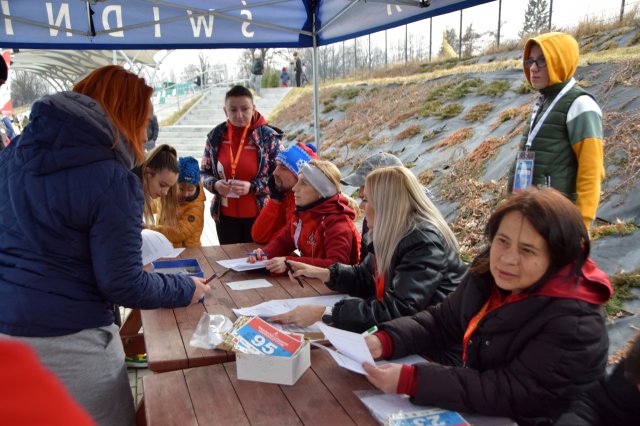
[
  {"left": 284, "top": 260, "right": 304, "bottom": 288},
  {"left": 198, "top": 274, "right": 219, "bottom": 303}
]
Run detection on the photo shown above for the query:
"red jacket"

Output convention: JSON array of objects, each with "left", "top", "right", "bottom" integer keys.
[
  {"left": 251, "top": 191, "right": 296, "bottom": 244},
  {"left": 0, "top": 340, "right": 95, "bottom": 425},
  {"left": 264, "top": 194, "right": 360, "bottom": 267}
]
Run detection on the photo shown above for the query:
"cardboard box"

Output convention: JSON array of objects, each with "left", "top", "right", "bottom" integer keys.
[
  {"left": 152, "top": 259, "right": 204, "bottom": 277},
  {"left": 236, "top": 341, "right": 310, "bottom": 386}
]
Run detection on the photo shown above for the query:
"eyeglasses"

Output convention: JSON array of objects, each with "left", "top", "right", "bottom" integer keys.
[{"left": 523, "top": 57, "right": 547, "bottom": 69}]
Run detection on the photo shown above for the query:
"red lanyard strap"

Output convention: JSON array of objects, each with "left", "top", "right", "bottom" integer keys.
[{"left": 227, "top": 122, "right": 251, "bottom": 179}]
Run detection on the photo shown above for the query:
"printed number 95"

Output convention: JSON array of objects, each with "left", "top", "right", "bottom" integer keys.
[{"left": 251, "top": 335, "right": 278, "bottom": 355}]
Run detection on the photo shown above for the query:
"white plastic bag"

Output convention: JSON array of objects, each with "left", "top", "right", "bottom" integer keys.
[{"left": 189, "top": 313, "right": 233, "bottom": 349}]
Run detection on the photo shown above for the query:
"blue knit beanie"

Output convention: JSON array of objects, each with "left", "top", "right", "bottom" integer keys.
[
  {"left": 178, "top": 156, "right": 200, "bottom": 184},
  {"left": 276, "top": 142, "right": 318, "bottom": 176}
]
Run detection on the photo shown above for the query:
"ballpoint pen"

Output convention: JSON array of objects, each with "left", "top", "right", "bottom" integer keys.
[
  {"left": 361, "top": 325, "right": 378, "bottom": 336},
  {"left": 284, "top": 259, "right": 304, "bottom": 288},
  {"left": 198, "top": 270, "right": 230, "bottom": 302}
]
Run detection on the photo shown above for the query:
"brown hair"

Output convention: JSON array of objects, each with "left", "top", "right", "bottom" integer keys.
[
  {"left": 143, "top": 144, "right": 179, "bottom": 227},
  {"left": 471, "top": 188, "right": 589, "bottom": 282},
  {"left": 72, "top": 65, "right": 152, "bottom": 164}
]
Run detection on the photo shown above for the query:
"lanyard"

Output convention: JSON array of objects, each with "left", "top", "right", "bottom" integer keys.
[
  {"left": 227, "top": 122, "right": 251, "bottom": 180},
  {"left": 526, "top": 78, "right": 576, "bottom": 150},
  {"left": 374, "top": 259, "right": 385, "bottom": 302}
]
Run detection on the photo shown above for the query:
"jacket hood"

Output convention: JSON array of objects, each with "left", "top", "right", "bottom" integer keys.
[
  {"left": 250, "top": 110, "right": 268, "bottom": 131},
  {"left": 11, "top": 92, "right": 136, "bottom": 176},
  {"left": 297, "top": 193, "right": 356, "bottom": 220},
  {"left": 535, "top": 258, "right": 613, "bottom": 305},
  {"left": 524, "top": 32, "right": 579, "bottom": 87}
]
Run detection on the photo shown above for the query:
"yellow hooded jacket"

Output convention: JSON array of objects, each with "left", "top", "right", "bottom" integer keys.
[
  {"left": 150, "top": 182, "right": 205, "bottom": 248},
  {"left": 520, "top": 32, "right": 605, "bottom": 228}
]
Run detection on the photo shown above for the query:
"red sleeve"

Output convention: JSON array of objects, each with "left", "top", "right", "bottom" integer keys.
[
  {"left": 251, "top": 198, "right": 287, "bottom": 243},
  {"left": 375, "top": 331, "right": 395, "bottom": 359},
  {"left": 397, "top": 364, "right": 418, "bottom": 396},
  {"left": 0, "top": 340, "right": 96, "bottom": 425},
  {"left": 264, "top": 220, "right": 296, "bottom": 257},
  {"left": 289, "top": 214, "right": 358, "bottom": 267}
]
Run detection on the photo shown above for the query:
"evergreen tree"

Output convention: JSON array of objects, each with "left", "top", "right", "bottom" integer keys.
[
  {"left": 461, "top": 24, "right": 481, "bottom": 57},
  {"left": 519, "top": 0, "right": 550, "bottom": 39}
]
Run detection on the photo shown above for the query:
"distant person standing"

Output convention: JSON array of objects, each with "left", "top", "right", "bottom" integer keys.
[
  {"left": 280, "top": 67, "right": 290, "bottom": 88},
  {"left": 293, "top": 52, "right": 302, "bottom": 87},
  {"left": 201, "top": 85, "right": 282, "bottom": 244},
  {"left": 144, "top": 113, "right": 159, "bottom": 152},
  {"left": 507, "top": 32, "right": 604, "bottom": 229},
  {"left": 250, "top": 51, "right": 264, "bottom": 97}
]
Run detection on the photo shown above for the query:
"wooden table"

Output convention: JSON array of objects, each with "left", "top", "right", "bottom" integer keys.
[
  {"left": 143, "top": 349, "right": 379, "bottom": 426},
  {"left": 141, "top": 243, "right": 335, "bottom": 373}
]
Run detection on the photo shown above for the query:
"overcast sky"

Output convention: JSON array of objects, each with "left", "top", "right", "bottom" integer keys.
[{"left": 155, "top": 0, "right": 635, "bottom": 80}]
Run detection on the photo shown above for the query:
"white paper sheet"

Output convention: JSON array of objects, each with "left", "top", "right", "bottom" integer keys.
[
  {"left": 317, "top": 323, "right": 375, "bottom": 375},
  {"left": 216, "top": 257, "right": 266, "bottom": 271},
  {"left": 232, "top": 294, "right": 346, "bottom": 317},
  {"left": 225, "top": 279, "right": 273, "bottom": 290},
  {"left": 141, "top": 229, "right": 184, "bottom": 266}
]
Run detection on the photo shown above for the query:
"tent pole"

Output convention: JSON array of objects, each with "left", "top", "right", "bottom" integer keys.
[{"left": 312, "top": 13, "right": 320, "bottom": 147}]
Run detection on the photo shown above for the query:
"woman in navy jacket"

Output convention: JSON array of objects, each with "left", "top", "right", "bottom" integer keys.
[{"left": 0, "top": 65, "right": 209, "bottom": 425}]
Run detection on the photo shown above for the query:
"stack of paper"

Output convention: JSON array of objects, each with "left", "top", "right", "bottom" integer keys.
[
  {"left": 216, "top": 257, "right": 267, "bottom": 271},
  {"left": 141, "top": 229, "right": 184, "bottom": 266}
]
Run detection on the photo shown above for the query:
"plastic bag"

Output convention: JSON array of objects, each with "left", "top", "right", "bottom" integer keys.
[{"left": 189, "top": 313, "right": 233, "bottom": 349}]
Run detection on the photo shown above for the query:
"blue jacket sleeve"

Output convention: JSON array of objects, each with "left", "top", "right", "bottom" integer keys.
[{"left": 89, "top": 173, "right": 194, "bottom": 309}]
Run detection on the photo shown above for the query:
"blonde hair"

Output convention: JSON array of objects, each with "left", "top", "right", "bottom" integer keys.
[
  {"left": 366, "top": 166, "right": 459, "bottom": 278},
  {"left": 308, "top": 159, "right": 359, "bottom": 213},
  {"left": 142, "top": 144, "right": 179, "bottom": 227}
]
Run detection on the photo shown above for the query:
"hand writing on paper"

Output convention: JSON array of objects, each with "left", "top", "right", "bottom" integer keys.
[
  {"left": 285, "top": 260, "right": 331, "bottom": 283},
  {"left": 214, "top": 180, "right": 232, "bottom": 197},
  {"left": 264, "top": 256, "right": 287, "bottom": 274},
  {"left": 247, "top": 248, "right": 267, "bottom": 263},
  {"left": 268, "top": 305, "right": 325, "bottom": 327},
  {"left": 365, "top": 334, "right": 383, "bottom": 359},
  {"left": 229, "top": 180, "right": 251, "bottom": 196},
  {"left": 363, "top": 363, "right": 402, "bottom": 394},
  {"left": 190, "top": 277, "right": 211, "bottom": 304}
]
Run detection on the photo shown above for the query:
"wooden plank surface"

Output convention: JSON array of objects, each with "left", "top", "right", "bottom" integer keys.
[
  {"left": 142, "top": 244, "right": 339, "bottom": 373},
  {"left": 144, "top": 350, "right": 376, "bottom": 426}
]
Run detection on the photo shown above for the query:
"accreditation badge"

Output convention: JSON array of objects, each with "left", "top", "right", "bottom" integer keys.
[{"left": 513, "top": 151, "right": 535, "bottom": 192}]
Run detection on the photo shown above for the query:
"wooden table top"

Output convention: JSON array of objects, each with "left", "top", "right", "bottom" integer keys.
[
  {"left": 143, "top": 349, "right": 379, "bottom": 426},
  {"left": 141, "top": 243, "right": 335, "bottom": 373}
]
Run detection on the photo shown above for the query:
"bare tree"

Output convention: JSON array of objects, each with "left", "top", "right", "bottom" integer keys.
[
  {"left": 10, "top": 70, "right": 51, "bottom": 107},
  {"left": 461, "top": 24, "right": 482, "bottom": 57}
]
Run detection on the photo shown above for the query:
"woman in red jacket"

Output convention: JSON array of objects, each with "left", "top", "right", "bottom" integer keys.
[
  {"left": 249, "top": 159, "right": 360, "bottom": 271},
  {"left": 363, "top": 188, "right": 612, "bottom": 425}
]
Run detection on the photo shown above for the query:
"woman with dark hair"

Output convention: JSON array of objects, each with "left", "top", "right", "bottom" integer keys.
[
  {"left": 362, "top": 188, "right": 612, "bottom": 425},
  {"left": 201, "top": 85, "right": 281, "bottom": 244},
  {"left": 0, "top": 65, "right": 209, "bottom": 425}
]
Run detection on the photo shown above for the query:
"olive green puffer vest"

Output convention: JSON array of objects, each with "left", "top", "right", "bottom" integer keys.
[{"left": 508, "top": 82, "right": 593, "bottom": 201}]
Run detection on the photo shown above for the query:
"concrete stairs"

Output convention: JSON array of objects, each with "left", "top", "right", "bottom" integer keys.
[{"left": 156, "top": 87, "right": 292, "bottom": 160}]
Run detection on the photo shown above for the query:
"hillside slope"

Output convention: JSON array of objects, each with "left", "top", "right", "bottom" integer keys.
[{"left": 271, "top": 33, "right": 640, "bottom": 281}]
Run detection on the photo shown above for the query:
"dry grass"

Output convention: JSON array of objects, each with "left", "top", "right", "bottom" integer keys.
[
  {"left": 591, "top": 218, "right": 640, "bottom": 240},
  {"left": 465, "top": 136, "right": 509, "bottom": 175},
  {"left": 428, "top": 127, "right": 473, "bottom": 151},
  {"left": 395, "top": 124, "right": 423, "bottom": 141},
  {"left": 601, "top": 110, "right": 640, "bottom": 203},
  {"left": 418, "top": 169, "right": 435, "bottom": 186},
  {"left": 490, "top": 104, "right": 531, "bottom": 132},
  {"left": 464, "top": 102, "right": 494, "bottom": 122},
  {"left": 388, "top": 111, "right": 415, "bottom": 129}
]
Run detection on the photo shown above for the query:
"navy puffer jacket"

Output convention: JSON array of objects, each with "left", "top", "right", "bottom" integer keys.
[{"left": 0, "top": 92, "right": 194, "bottom": 337}]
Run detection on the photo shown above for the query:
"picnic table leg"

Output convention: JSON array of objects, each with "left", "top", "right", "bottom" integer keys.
[{"left": 120, "top": 309, "right": 146, "bottom": 356}]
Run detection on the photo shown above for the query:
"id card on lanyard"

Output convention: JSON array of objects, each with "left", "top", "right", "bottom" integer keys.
[
  {"left": 513, "top": 78, "right": 576, "bottom": 192},
  {"left": 224, "top": 123, "right": 251, "bottom": 199}
]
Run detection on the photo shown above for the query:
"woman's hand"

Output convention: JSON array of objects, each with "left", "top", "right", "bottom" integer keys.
[
  {"left": 190, "top": 277, "right": 211, "bottom": 304},
  {"left": 264, "top": 256, "right": 287, "bottom": 274},
  {"left": 286, "top": 260, "right": 331, "bottom": 283},
  {"left": 214, "top": 180, "right": 231, "bottom": 197},
  {"left": 248, "top": 248, "right": 267, "bottom": 263},
  {"left": 365, "top": 335, "right": 383, "bottom": 359},
  {"left": 363, "top": 363, "right": 402, "bottom": 394},
  {"left": 230, "top": 180, "right": 251, "bottom": 196},
  {"left": 268, "top": 305, "right": 325, "bottom": 327}
]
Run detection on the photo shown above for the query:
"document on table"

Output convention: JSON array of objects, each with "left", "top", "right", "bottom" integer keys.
[
  {"left": 316, "top": 323, "right": 375, "bottom": 375},
  {"left": 141, "top": 229, "right": 184, "bottom": 266},
  {"left": 216, "top": 257, "right": 266, "bottom": 271},
  {"left": 232, "top": 294, "right": 347, "bottom": 332},
  {"left": 225, "top": 279, "right": 272, "bottom": 290}
]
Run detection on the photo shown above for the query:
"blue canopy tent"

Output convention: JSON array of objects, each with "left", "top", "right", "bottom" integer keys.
[{"left": 0, "top": 0, "right": 495, "bottom": 143}]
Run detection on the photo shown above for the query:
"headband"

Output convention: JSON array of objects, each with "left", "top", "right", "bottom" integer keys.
[{"left": 299, "top": 163, "right": 337, "bottom": 198}]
